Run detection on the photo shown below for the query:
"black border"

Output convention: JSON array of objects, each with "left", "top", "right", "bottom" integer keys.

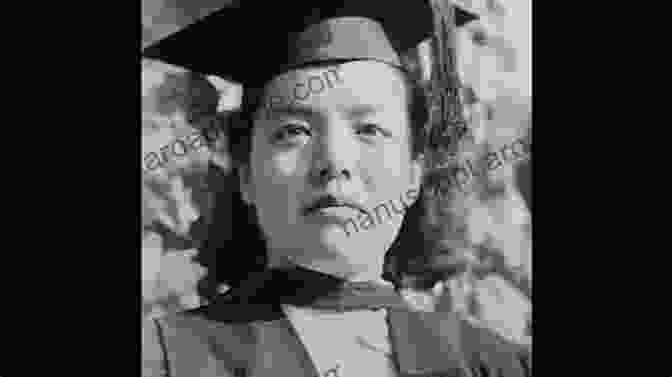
[{"left": 29, "top": 1, "right": 141, "bottom": 376}]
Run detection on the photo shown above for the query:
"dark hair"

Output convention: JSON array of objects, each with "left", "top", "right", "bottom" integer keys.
[{"left": 197, "top": 61, "right": 433, "bottom": 298}]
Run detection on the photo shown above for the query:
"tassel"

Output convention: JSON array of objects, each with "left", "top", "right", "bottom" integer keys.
[{"left": 427, "top": 0, "right": 472, "bottom": 162}]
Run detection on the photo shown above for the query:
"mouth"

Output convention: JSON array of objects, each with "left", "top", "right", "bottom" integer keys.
[{"left": 303, "top": 196, "right": 367, "bottom": 218}]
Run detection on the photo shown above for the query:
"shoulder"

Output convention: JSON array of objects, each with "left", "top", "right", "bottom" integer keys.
[
  {"left": 142, "top": 301, "right": 282, "bottom": 377},
  {"left": 456, "top": 315, "right": 532, "bottom": 376},
  {"left": 388, "top": 308, "right": 530, "bottom": 376}
]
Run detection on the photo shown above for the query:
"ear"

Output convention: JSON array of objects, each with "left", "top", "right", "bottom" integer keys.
[
  {"left": 409, "top": 154, "right": 424, "bottom": 188},
  {"left": 238, "top": 163, "right": 254, "bottom": 205},
  {"left": 404, "top": 154, "right": 424, "bottom": 206}
]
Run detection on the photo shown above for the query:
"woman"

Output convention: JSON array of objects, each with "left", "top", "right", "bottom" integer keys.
[{"left": 142, "top": 1, "right": 531, "bottom": 376}]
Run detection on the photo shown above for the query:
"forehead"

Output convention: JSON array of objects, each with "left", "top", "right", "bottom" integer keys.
[{"left": 261, "top": 60, "right": 408, "bottom": 112}]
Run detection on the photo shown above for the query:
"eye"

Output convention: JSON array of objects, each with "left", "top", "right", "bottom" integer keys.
[
  {"left": 356, "top": 123, "right": 390, "bottom": 138},
  {"left": 272, "top": 123, "right": 312, "bottom": 143}
]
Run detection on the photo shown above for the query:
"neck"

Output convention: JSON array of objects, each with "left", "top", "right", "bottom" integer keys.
[{"left": 266, "top": 247, "right": 385, "bottom": 283}]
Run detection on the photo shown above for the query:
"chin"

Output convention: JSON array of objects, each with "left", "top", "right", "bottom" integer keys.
[{"left": 288, "top": 226, "right": 385, "bottom": 278}]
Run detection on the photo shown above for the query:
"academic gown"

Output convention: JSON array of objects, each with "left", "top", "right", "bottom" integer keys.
[{"left": 142, "top": 294, "right": 531, "bottom": 377}]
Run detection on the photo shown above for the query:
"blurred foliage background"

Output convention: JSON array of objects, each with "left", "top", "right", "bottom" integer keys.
[{"left": 141, "top": 0, "right": 532, "bottom": 345}]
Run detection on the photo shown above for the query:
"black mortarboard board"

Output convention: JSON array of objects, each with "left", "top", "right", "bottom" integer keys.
[{"left": 142, "top": 0, "right": 479, "bottom": 89}]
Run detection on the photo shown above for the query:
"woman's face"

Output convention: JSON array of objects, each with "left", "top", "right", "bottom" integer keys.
[{"left": 239, "top": 60, "right": 423, "bottom": 280}]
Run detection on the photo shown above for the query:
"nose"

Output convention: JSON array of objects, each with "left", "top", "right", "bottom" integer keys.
[{"left": 309, "top": 120, "right": 356, "bottom": 187}]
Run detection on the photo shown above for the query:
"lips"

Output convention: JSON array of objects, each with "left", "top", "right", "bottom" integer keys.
[{"left": 303, "top": 195, "right": 367, "bottom": 216}]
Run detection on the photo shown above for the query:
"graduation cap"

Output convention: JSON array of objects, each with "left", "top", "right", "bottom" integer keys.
[{"left": 141, "top": 0, "right": 479, "bottom": 90}]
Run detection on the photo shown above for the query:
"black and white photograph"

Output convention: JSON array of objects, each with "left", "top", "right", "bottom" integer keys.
[{"left": 141, "top": 0, "right": 532, "bottom": 376}]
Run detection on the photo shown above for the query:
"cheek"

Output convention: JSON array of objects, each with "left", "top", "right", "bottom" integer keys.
[
  {"left": 252, "top": 145, "right": 309, "bottom": 188},
  {"left": 250, "top": 167, "right": 300, "bottom": 235},
  {"left": 250, "top": 147, "right": 310, "bottom": 217},
  {"left": 359, "top": 147, "right": 413, "bottom": 198}
]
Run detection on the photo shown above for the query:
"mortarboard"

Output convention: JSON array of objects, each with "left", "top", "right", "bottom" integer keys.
[
  {"left": 142, "top": 1, "right": 484, "bottom": 295},
  {"left": 141, "top": 0, "right": 479, "bottom": 90}
]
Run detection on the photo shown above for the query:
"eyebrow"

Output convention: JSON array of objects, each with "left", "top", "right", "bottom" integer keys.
[
  {"left": 344, "top": 104, "right": 381, "bottom": 120},
  {"left": 265, "top": 103, "right": 320, "bottom": 119},
  {"left": 265, "top": 103, "right": 382, "bottom": 120}
]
